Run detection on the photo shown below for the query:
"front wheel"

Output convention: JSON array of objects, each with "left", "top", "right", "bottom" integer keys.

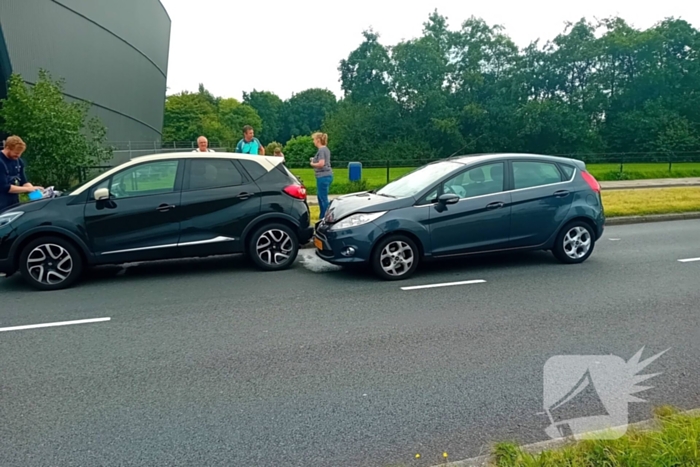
[
  {"left": 248, "top": 223, "right": 299, "bottom": 271},
  {"left": 552, "top": 221, "right": 595, "bottom": 264},
  {"left": 371, "top": 234, "right": 420, "bottom": 281},
  {"left": 19, "top": 236, "right": 84, "bottom": 291}
]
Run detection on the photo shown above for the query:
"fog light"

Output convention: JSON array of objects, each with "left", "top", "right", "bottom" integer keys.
[{"left": 341, "top": 246, "right": 356, "bottom": 257}]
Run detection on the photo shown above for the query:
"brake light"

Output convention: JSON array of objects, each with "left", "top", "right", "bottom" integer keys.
[
  {"left": 284, "top": 184, "right": 307, "bottom": 199},
  {"left": 581, "top": 171, "right": 600, "bottom": 193}
]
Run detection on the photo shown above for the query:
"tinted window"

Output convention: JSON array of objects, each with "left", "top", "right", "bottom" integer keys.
[
  {"left": 513, "top": 161, "right": 562, "bottom": 189},
  {"left": 109, "top": 160, "right": 179, "bottom": 199},
  {"left": 238, "top": 159, "right": 267, "bottom": 180},
  {"left": 377, "top": 161, "right": 462, "bottom": 198},
  {"left": 188, "top": 159, "right": 243, "bottom": 190},
  {"left": 559, "top": 164, "right": 575, "bottom": 179},
  {"left": 442, "top": 162, "right": 505, "bottom": 198}
]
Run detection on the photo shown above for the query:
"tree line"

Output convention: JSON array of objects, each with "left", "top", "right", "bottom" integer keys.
[{"left": 163, "top": 12, "right": 700, "bottom": 166}]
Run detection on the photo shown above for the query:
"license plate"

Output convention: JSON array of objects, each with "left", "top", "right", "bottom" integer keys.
[{"left": 314, "top": 237, "right": 323, "bottom": 250}]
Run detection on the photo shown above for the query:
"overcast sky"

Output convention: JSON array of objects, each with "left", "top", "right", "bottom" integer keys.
[{"left": 159, "top": 0, "right": 698, "bottom": 102}]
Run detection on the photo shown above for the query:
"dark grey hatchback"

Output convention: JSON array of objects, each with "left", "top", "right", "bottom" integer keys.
[{"left": 313, "top": 153, "right": 605, "bottom": 280}]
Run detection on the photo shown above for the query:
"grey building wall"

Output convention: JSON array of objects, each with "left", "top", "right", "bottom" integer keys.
[{"left": 0, "top": 0, "right": 170, "bottom": 147}]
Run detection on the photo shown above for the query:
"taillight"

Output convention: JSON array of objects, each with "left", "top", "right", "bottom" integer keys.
[
  {"left": 580, "top": 171, "right": 600, "bottom": 193},
  {"left": 283, "top": 184, "right": 306, "bottom": 199}
]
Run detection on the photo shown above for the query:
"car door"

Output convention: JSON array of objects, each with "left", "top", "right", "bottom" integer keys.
[
  {"left": 83, "top": 159, "right": 184, "bottom": 263},
  {"left": 508, "top": 160, "right": 575, "bottom": 248},
  {"left": 177, "top": 157, "right": 262, "bottom": 257},
  {"left": 426, "top": 161, "right": 512, "bottom": 257}
]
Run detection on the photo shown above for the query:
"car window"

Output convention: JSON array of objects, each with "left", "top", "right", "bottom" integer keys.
[
  {"left": 238, "top": 159, "right": 268, "bottom": 180},
  {"left": 188, "top": 159, "right": 244, "bottom": 190},
  {"left": 513, "top": 161, "right": 563, "bottom": 190},
  {"left": 442, "top": 162, "right": 505, "bottom": 199},
  {"left": 559, "top": 163, "right": 575, "bottom": 180},
  {"left": 377, "top": 161, "right": 462, "bottom": 198},
  {"left": 109, "top": 160, "right": 179, "bottom": 199}
]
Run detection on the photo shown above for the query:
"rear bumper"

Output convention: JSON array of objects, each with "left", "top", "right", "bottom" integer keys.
[
  {"left": 0, "top": 258, "right": 14, "bottom": 275},
  {"left": 298, "top": 226, "right": 314, "bottom": 245}
]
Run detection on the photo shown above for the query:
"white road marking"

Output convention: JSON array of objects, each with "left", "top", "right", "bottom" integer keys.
[
  {"left": 678, "top": 257, "right": 700, "bottom": 263},
  {"left": 609, "top": 238, "right": 621, "bottom": 241},
  {"left": 0, "top": 317, "right": 111, "bottom": 333},
  {"left": 401, "top": 280, "right": 486, "bottom": 291}
]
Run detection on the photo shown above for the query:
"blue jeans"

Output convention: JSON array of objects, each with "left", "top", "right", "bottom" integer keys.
[{"left": 316, "top": 175, "right": 333, "bottom": 220}]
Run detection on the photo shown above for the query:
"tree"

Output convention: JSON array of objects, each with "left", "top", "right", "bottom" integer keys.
[
  {"left": 218, "top": 98, "right": 263, "bottom": 142},
  {"left": 162, "top": 91, "right": 228, "bottom": 143},
  {"left": 243, "top": 90, "right": 284, "bottom": 143},
  {"left": 0, "top": 70, "right": 112, "bottom": 189},
  {"left": 280, "top": 88, "right": 338, "bottom": 142}
]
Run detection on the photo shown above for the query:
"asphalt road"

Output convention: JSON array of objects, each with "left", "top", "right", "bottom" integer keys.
[{"left": 1, "top": 220, "right": 699, "bottom": 467}]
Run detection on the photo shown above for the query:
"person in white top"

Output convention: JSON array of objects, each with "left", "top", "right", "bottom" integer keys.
[{"left": 192, "top": 136, "right": 215, "bottom": 153}]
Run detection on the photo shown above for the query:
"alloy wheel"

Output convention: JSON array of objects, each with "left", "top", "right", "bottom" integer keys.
[
  {"left": 379, "top": 240, "right": 414, "bottom": 277},
  {"left": 26, "top": 243, "right": 73, "bottom": 285},
  {"left": 256, "top": 229, "right": 294, "bottom": 266},
  {"left": 563, "top": 226, "right": 591, "bottom": 260}
]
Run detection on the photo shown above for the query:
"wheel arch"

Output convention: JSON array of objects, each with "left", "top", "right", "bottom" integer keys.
[
  {"left": 12, "top": 229, "right": 90, "bottom": 271},
  {"left": 242, "top": 213, "right": 302, "bottom": 249}
]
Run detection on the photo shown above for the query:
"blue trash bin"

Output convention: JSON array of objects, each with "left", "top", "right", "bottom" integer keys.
[{"left": 348, "top": 162, "right": 362, "bottom": 182}]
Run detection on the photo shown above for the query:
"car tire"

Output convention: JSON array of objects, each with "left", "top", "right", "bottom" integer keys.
[
  {"left": 248, "top": 223, "right": 299, "bottom": 271},
  {"left": 371, "top": 234, "right": 420, "bottom": 281},
  {"left": 18, "top": 236, "right": 84, "bottom": 291},
  {"left": 552, "top": 221, "right": 595, "bottom": 264}
]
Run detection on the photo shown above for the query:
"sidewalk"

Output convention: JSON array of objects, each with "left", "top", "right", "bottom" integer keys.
[{"left": 305, "top": 177, "right": 700, "bottom": 205}]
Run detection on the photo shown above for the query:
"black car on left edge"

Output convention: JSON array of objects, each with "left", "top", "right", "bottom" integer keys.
[{"left": 0, "top": 152, "right": 313, "bottom": 291}]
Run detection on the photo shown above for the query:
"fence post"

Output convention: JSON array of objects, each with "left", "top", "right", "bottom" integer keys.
[
  {"left": 668, "top": 151, "right": 673, "bottom": 172},
  {"left": 386, "top": 160, "right": 390, "bottom": 184},
  {"left": 128, "top": 141, "right": 132, "bottom": 160},
  {"left": 619, "top": 154, "right": 624, "bottom": 174}
]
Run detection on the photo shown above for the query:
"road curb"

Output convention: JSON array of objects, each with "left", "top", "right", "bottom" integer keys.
[
  {"left": 433, "top": 408, "right": 700, "bottom": 467},
  {"left": 604, "top": 211, "right": 700, "bottom": 225}
]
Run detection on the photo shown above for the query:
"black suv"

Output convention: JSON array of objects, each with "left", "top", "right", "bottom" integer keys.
[{"left": 0, "top": 153, "right": 313, "bottom": 290}]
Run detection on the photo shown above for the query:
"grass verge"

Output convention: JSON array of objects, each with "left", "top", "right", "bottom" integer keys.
[
  {"left": 489, "top": 406, "right": 699, "bottom": 467},
  {"left": 292, "top": 163, "right": 700, "bottom": 195},
  {"left": 307, "top": 187, "right": 700, "bottom": 224}
]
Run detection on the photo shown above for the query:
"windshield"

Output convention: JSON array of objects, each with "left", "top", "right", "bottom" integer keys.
[{"left": 376, "top": 161, "right": 462, "bottom": 198}]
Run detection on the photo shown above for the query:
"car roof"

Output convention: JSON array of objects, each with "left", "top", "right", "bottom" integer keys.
[
  {"left": 70, "top": 152, "right": 284, "bottom": 196},
  {"left": 448, "top": 152, "right": 585, "bottom": 166}
]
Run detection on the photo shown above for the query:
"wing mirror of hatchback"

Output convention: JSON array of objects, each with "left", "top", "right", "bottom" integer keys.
[
  {"left": 94, "top": 188, "right": 110, "bottom": 201},
  {"left": 438, "top": 193, "right": 460, "bottom": 205}
]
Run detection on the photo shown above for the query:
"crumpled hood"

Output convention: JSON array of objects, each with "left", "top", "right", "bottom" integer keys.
[{"left": 324, "top": 191, "right": 412, "bottom": 223}]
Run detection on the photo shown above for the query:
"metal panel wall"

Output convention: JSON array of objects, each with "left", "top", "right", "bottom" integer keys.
[{"left": 0, "top": 0, "right": 170, "bottom": 143}]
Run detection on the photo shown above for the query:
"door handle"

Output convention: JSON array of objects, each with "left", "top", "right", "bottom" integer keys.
[
  {"left": 237, "top": 192, "right": 253, "bottom": 199},
  {"left": 554, "top": 190, "right": 570, "bottom": 198},
  {"left": 156, "top": 204, "right": 176, "bottom": 212},
  {"left": 486, "top": 201, "right": 505, "bottom": 209}
]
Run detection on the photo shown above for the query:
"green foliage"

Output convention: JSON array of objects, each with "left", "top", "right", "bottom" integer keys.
[
  {"left": 163, "top": 85, "right": 263, "bottom": 145},
  {"left": 243, "top": 90, "right": 284, "bottom": 143},
  {"left": 0, "top": 70, "right": 112, "bottom": 189},
  {"left": 283, "top": 135, "right": 317, "bottom": 166},
  {"left": 280, "top": 88, "right": 338, "bottom": 142},
  {"left": 265, "top": 141, "right": 283, "bottom": 156}
]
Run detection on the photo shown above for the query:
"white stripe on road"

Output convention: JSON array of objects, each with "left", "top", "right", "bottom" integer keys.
[
  {"left": 678, "top": 257, "right": 700, "bottom": 263},
  {"left": 0, "top": 317, "right": 111, "bottom": 333},
  {"left": 401, "top": 280, "right": 486, "bottom": 291}
]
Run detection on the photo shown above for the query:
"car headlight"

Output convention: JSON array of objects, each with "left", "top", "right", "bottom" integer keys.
[
  {"left": 330, "top": 211, "right": 386, "bottom": 231},
  {"left": 0, "top": 211, "right": 24, "bottom": 228}
]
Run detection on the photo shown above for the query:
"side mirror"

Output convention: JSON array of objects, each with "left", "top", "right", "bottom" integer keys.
[
  {"left": 94, "top": 188, "right": 110, "bottom": 201},
  {"left": 438, "top": 193, "right": 460, "bottom": 205}
]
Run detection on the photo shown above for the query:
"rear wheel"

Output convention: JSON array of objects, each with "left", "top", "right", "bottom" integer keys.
[
  {"left": 371, "top": 234, "right": 419, "bottom": 281},
  {"left": 248, "top": 223, "right": 299, "bottom": 271},
  {"left": 552, "top": 221, "right": 595, "bottom": 264},
  {"left": 19, "top": 236, "right": 84, "bottom": 291}
]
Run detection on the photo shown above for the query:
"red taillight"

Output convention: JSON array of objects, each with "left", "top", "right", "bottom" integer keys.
[
  {"left": 283, "top": 184, "right": 307, "bottom": 199},
  {"left": 581, "top": 171, "right": 600, "bottom": 193}
]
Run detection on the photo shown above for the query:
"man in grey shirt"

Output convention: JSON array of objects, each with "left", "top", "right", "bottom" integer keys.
[{"left": 310, "top": 132, "right": 333, "bottom": 219}]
